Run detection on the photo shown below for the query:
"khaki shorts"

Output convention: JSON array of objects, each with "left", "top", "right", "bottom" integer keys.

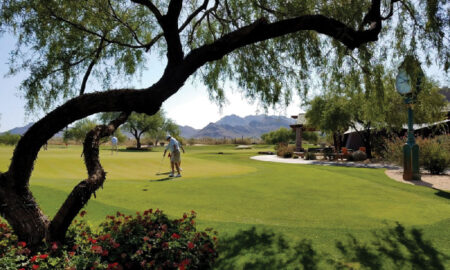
[{"left": 170, "top": 150, "right": 181, "bottom": 163}]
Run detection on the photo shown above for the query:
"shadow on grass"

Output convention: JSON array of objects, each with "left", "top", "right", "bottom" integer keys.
[
  {"left": 116, "top": 148, "right": 152, "bottom": 153},
  {"left": 214, "top": 223, "right": 449, "bottom": 270},
  {"left": 149, "top": 177, "right": 173, "bottom": 182},
  {"left": 435, "top": 190, "right": 450, "bottom": 200}
]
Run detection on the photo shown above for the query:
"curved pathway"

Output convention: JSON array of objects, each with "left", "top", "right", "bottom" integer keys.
[{"left": 251, "top": 155, "right": 449, "bottom": 191}]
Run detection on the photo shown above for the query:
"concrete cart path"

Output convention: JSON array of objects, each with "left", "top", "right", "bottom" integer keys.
[{"left": 250, "top": 155, "right": 400, "bottom": 169}]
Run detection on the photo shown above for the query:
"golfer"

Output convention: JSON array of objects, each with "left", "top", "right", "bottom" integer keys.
[
  {"left": 163, "top": 135, "right": 185, "bottom": 177},
  {"left": 111, "top": 136, "right": 118, "bottom": 154}
]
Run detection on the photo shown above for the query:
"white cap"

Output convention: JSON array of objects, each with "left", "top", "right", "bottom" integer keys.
[{"left": 166, "top": 134, "right": 171, "bottom": 139}]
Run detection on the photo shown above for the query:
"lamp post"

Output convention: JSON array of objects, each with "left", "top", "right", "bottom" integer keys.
[{"left": 395, "top": 62, "right": 421, "bottom": 181}]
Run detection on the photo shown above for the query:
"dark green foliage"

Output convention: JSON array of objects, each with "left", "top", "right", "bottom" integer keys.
[
  {"left": 276, "top": 144, "right": 295, "bottom": 158},
  {"left": 384, "top": 135, "right": 450, "bottom": 174},
  {"left": 302, "top": 131, "right": 319, "bottom": 144},
  {"left": 261, "top": 127, "right": 295, "bottom": 145},
  {"left": 352, "top": 150, "right": 367, "bottom": 161},
  {"left": 63, "top": 118, "right": 98, "bottom": 143},
  {"left": 0, "top": 210, "right": 218, "bottom": 269},
  {"left": 1, "top": 1, "right": 448, "bottom": 113},
  {"left": 0, "top": 132, "right": 21, "bottom": 145},
  {"left": 421, "top": 137, "right": 450, "bottom": 175},
  {"left": 304, "top": 151, "right": 317, "bottom": 160}
]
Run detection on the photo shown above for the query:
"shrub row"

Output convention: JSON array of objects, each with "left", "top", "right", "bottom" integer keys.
[
  {"left": 0, "top": 210, "right": 218, "bottom": 269},
  {"left": 384, "top": 135, "right": 450, "bottom": 174}
]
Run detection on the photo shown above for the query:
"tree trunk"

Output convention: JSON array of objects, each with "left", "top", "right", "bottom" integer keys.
[
  {"left": 364, "top": 129, "right": 373, "bottom": 159},
  {"left": 136, "top": 136, "right": 142, "bottom": 149},
  {"left": 48, "top": 112, "right": 129, "bottom": 242},
  {"left": 0, "top": 178, "right": 49, "bottom": 248}
]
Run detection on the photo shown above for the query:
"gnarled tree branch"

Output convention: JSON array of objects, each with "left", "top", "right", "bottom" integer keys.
[
  {"left": 79, "top": 35, "right": 107, "bottom": 96},
  {"left": 48, "top": 112, "right": 130, "bottom": 241}
]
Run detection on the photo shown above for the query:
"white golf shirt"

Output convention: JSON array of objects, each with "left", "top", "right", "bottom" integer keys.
[{"left": 166, "top": 137, "right": 180, "bottom": 152}]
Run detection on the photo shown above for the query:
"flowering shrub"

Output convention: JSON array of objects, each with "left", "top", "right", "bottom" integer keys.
[
  {"left": 383, "top": 134, "right": 450, "bottom": 174},
  {"left": 276, "top": 144, "right": 295, "bottom": 158},
  {"left": 0, "top": 209, "right": 218, "bottom": 269},
  {"left": 351, "top": 150, "right": 367, "bottom": 161}
]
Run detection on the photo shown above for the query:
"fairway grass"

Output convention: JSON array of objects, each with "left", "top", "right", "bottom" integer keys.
[{"left": 1, "top": 144, "right": 449, "bottom": 267}]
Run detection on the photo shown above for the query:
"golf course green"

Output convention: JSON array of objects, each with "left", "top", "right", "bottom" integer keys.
[{"left": 0, "top": 144, "right": 449, "bottom": 268}]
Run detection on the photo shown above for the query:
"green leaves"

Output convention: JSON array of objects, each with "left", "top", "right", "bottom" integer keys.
[{"left": 0, "top": 0, "right": 448, "bottom": 112}]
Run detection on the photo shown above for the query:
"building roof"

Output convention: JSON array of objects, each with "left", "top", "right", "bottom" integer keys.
[{"left": 292, "top": 113, "right": 306, "bottom": 125}]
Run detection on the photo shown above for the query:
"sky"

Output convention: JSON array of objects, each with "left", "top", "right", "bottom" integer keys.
[
  {"left": 0, "top": 34, "right": 303, "bottom": 132},
  {"left": 0, "top": 32, "right": 448, "bottom": 133}
]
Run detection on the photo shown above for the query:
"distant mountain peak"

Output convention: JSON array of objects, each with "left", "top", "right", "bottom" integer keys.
[{"left": 179, "top": 114, "right": 294, "bottom": 139}]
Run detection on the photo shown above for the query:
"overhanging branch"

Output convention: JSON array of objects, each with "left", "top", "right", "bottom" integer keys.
[{"left": 48, "top": 112, "right": 130, "bottom": 241}]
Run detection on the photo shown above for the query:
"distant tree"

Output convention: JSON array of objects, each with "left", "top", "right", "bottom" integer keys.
[
  {"left": 261, "top": 128, "right": 295, "bottom": 145},
  {"left": 0, "top": 132, "right": 21, "bottom": 145},
  {"left": 305, "top": 96, "right": 352, "bottom": 151},
  {"left": 63, "top": 119, "right": 98, "bottom": 144},
  {"left": 147, "top": 118, "right": 180, "bottom": 146},
  {"left": 124, "top": 112, "right": 164, "bottom": 149},
  {"left": 100, "top": 110, "right": 178, "bottom": 148}
]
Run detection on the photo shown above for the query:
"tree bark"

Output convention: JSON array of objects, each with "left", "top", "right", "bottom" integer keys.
[
  {"left": 136, "top": 136, "right": 142, "bottom": 149},
  {"left": 48, "top": 112, "right": 130, "bottom": 242},
  {"left": 0, "top": 178, "right": 50, "bottom": 249}
]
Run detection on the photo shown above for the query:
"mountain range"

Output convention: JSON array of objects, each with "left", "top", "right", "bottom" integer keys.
[
  {"left": 180, "top": 114, "right": 295, "bottom": 138},
  {"left": 1, "top": 114, "right": 295, "bottom": 139}
]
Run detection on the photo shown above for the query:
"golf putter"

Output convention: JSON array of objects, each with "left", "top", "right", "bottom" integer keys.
[{"left": 156, "top": 156, "right": 165, "bottom": 175}]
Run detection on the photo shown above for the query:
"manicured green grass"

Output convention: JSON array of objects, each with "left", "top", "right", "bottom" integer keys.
[{"left": 0, "top": 144, "right": 449, "bottom": 268}]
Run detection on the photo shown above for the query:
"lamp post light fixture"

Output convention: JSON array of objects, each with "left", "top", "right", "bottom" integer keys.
[{"left": 395, "top": 58, "right": 422, "bottom": 181}]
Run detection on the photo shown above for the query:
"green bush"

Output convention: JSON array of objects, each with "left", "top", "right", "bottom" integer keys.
[
  {"left": 421, "top": 140, "right": 450, "bottom": 175},
  {"left": 352, "top": 150, "right": 367, "bottom": 161},
  {"left": 302, "top": 131, "right": 319, "bottom": 144},
  {"left": 0, "top": 209, "right": 218, "bottom": 269},
  {"left": 276, "top": 144, "right": 295, "bottom": 158},
  {"left": 304, "top": 152, "right": 316, "bottom": 160},
  {"left": 262, "top": 128, "right": 295, "bottom": 145},
  {"left": 384, "top": 135, "right": 450, "bottom": 174},
  {"left": 0, "top": 132, "right": 21, "bottom": 145}
]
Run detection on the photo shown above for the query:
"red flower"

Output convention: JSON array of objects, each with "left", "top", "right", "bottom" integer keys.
[
  {"left": 91, "top": 245, "right": 103, "bottom": 254},
  {"left": 18, "top": 268, "right": 25, "bottom": 270},
  {"left": 187, "top": 242, "right": 195, "bottom": 249},
  {"left": 51, "top": 242, "right": 58, "bottom": 251},
  {"left": 107, "top": 262, "right": 119, "bottom": 269},
  {"left": 80, "top": 210, "right": 87, "bottom": 217},
  {"left": 17, "top": 241, "right": 26, "bottom": 248},
  {"left": 30, "top": 255, "right": 37, "bottom": 262},
  {"left": 162, "top": 242, "right": 169, "bottom": 249},
  {"left": 68, "top": 251, "right": 75, "bottom": 257},
  {"left": 102, "top": 249, "right": 109, "bottom": 256},
  {"left": 39, "top": 254, "right": 48, "bottom": 259},
  {"left": 32, "top": 265, "right": 39, "bottom": 270},
  {"left": 171, "top": 233, "right": 181, "bottom": 239},
  {"left": 112, "top": 242, "right": 120, "bottom": 248},
  {"left": 143, "top": 236, "right": 150, "bottom": 242}
]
